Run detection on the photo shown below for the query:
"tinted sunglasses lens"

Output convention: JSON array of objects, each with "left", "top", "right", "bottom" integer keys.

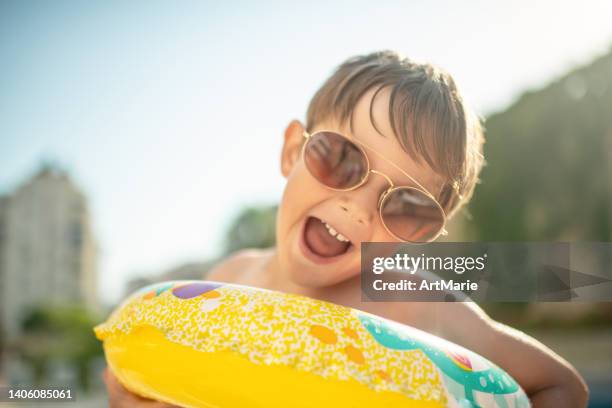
[
  {"left": 381, "top": 188, "right": 444, "bottom": 242},
  {"left": 303, "top": 132, "right": 367, "bottom": 190}
]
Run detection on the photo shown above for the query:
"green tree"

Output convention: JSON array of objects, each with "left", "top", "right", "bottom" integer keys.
[
  {"left": 18, "top": 305, "right": 103, "bottom": 390},
  {"left": 224, "top": 205, "right": 278, "bottom": 255},
  {"left": 469, "top": 48, "right": 612, "bottom": 241}
]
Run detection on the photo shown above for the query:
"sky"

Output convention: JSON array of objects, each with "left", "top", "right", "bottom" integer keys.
[{"left": 1, "top": 0, "right": 612, "bottom": 305}]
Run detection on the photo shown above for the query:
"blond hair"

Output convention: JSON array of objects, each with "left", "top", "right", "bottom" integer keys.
[{"left": 306, "top": 51, "right": 485, "bottom": 217}]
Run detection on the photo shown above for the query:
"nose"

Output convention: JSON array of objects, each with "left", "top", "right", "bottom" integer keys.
[
  {"left": 337, "top": 172, "right": 390, "bottom": 226},
  {"left": 338, "top": 198, "right": 370, "bottom": 226}
]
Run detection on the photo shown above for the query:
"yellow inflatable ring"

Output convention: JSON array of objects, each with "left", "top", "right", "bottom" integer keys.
[{"left": 94, "top": 281, "right": 530, "bottom": 408}]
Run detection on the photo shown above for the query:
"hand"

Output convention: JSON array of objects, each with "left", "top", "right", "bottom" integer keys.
[{"left": 103, "top": 367, "right": 179, "bottom": 407}]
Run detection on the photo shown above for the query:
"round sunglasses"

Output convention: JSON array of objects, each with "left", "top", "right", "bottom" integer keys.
[{"left": 301, "top": 130, "right": 447, "bottom": 243}]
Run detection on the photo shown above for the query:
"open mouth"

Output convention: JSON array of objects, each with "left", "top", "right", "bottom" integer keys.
[{"left": 300, "top": 216, "right": 353, "bottom": 263}]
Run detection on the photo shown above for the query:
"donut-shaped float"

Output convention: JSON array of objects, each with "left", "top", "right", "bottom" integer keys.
[{"left": 94, "top": 281, "right": 530, "bottom": 408}]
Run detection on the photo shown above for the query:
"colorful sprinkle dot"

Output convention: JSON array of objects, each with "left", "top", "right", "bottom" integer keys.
[
  {"left": 448, "top": 350, "right": 473, "bottom": 371},
  {"left": 344, "top": 345, "right": 365, "bottom": 364},
  {"left": 200, "top": 299, "right": 221, "bottom": 313},
  {"left": 201, "top": 290, "right": 221, "bottom": 299},
  {"left": 172, "top": 282, "right": 223, "bottom": 299},
  {"left": 155, "top": 282, "right": 174, "bottom": 296},
  {"left": 376, "top": 370, "right": 391, "bottom": 381},
  {"left": 143, "top": 291, "right": 155, "bottom": 300},
  {"left": 309, "top": 325, "right": 337, "bottom": 344},
  {"left": 342, "top": 327, "right": 359, "bottom": 340},
  {"left": 480, "top": 376, "right": 487, "bottom": 387}
]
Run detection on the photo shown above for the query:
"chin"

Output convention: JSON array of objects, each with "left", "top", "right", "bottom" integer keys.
[
  {"left": 276, "top": 241, "right": 341, "bottom": 288},
  {"left": 284, "top": 223, "right": 359, "bottom": 288},
  {"left": 286, "top": 267, "right": 345, "bottom": 288}
]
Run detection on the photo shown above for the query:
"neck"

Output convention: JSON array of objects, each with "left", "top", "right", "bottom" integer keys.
[
  {"left": 261, "top": 249, "right": 308, "bottom": 295},
  {"left": 262, "top": 249, "right": 361, "bottom": 304}
]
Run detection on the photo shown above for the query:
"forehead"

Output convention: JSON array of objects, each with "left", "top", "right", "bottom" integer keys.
[{"left": 315, "top": 87, "right": 445, "bottom": 196}]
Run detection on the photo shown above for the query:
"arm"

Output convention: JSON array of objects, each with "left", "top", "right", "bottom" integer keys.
[
  {"left": 205, "top": 254, "right": 242, "bottom": 281},
  {"left": 205, "top": 248, "right": 269, "bottom": 281},
  {"left": 435, "top": 303, "right": 589, "bottom": 408}
]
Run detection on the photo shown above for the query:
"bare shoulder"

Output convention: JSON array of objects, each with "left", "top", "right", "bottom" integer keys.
[{"left": 206, "top": 248, "right": 272, "bottom": 282}]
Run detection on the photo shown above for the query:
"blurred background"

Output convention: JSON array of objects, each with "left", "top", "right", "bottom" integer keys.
[{"left": 1, "top": 0, "right": 611, "bottom": 406}]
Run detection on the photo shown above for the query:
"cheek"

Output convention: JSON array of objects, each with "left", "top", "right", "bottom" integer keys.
[
  {"left": 276, "top": 165, "right": 328, "bottom": 235},
  {"left": 370, "top": 213, "right": 403, "bottom": 243}
]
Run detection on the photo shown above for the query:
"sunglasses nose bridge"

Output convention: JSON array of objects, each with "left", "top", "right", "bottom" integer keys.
[
  {"left": 365, "top": 170, "right": 395, "bottom": 212},
  {"left": 377, "top": 189, "right": 391, "bottom": 210},
  {"left": 368, "top": 169, "right": 393, "bottom": 188}
]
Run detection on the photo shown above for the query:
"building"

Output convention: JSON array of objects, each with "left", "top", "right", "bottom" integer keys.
[{"left": 0, "top": 165, "right": 98, "bottom": 342}]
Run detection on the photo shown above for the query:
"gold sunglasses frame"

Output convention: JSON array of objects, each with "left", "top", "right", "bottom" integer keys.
[{"left": 302, "top": 130, "right": 448, "bottom": 243}]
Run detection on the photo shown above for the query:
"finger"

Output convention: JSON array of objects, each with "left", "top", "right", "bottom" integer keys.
[
  {"left": 104, "top": 366, "right": 180, "bottom": 407},
  {"left": 104, "top": 369, "right": 140, "bottom": 402},
  {"left": 103, "top": 368, "right": 125, "bottom": 394},
  {"left": 105, "top": 369, "right": 173, "bottom": 406}
]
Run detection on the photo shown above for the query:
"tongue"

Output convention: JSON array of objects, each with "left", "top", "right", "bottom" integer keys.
[{"left": 304, "top": 217, "right": 350, "bottom": 257}]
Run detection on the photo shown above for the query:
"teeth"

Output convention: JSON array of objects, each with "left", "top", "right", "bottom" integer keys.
[
  {"left": 336, "top": 233, "right": 349, "bottom": 242},
  {"left": 323, "top": 222, "right": 336, "bottom": 236},
  {"left": 321, "top": 220, "right": 350, "bottom": 243}
]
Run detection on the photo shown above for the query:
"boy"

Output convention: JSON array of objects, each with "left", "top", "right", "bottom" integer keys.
[{"left": 104, "top": 51, "right": 588, "bottom": 407}]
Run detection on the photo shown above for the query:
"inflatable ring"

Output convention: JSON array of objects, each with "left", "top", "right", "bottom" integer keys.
[{"left": 94, "top": 281, "right": 530, "bottom": 408}]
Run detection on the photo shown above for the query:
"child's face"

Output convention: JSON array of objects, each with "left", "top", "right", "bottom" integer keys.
[{"left": 277, "top": 88, "right": 444, "bottom": 288}]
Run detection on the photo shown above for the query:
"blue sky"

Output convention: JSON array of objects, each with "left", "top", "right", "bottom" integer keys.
[{"left": 1, "top": 0, "right": 612, "bottom": 305}]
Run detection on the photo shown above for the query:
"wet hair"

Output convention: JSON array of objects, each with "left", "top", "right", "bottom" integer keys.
[{"left": 305, "top": 50, "right": 485, "bottom": 218}]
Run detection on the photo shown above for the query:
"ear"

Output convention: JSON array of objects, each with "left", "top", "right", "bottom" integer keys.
[{"left": 280, "top": 120, "right": 305, "bottom": 178}]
